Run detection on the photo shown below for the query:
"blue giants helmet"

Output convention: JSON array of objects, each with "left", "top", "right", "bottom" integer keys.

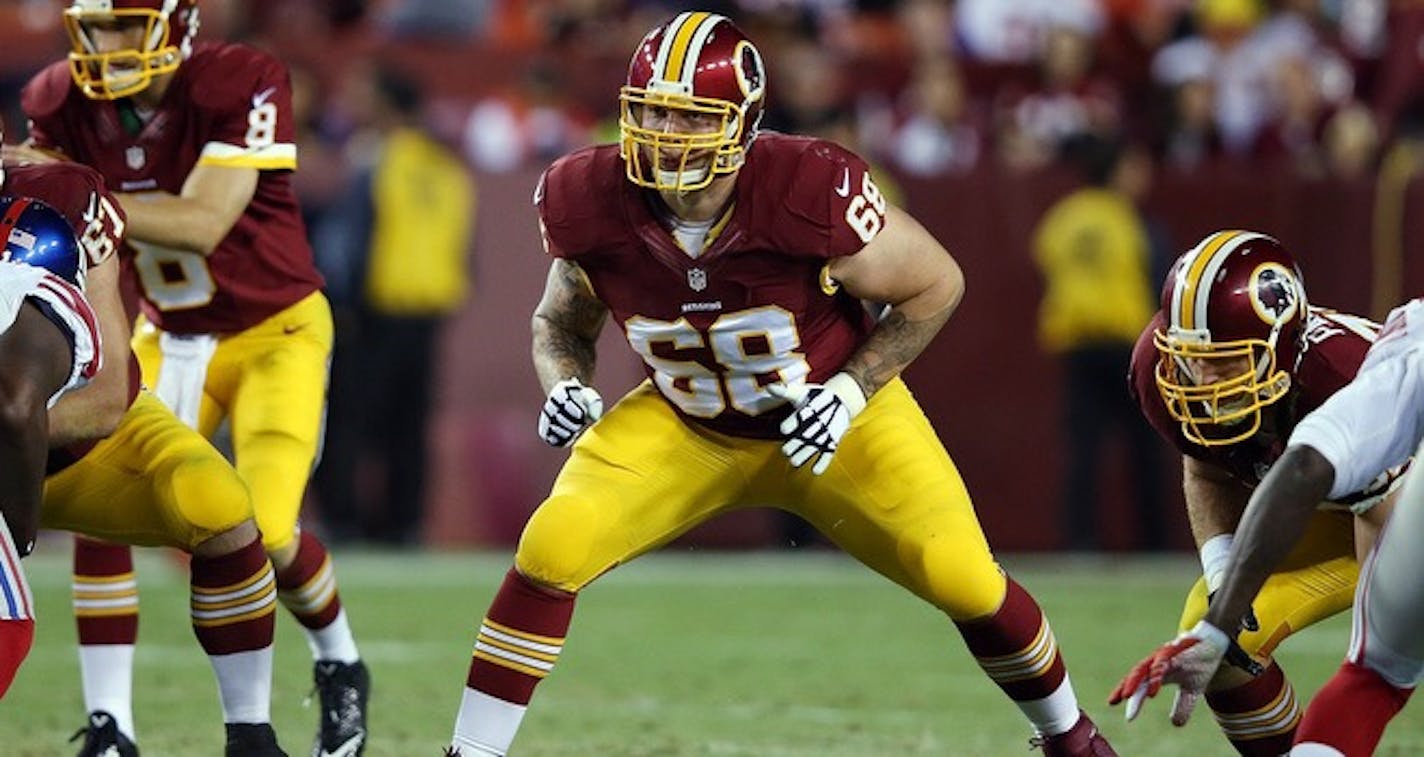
[{"left": 0, "top": 196, "right": 88, "bottom": 289}]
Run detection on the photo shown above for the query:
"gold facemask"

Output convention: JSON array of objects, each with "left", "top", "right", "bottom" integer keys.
[
  {"left": 1153, "top": 329, "right": 1292, "bottom": 447},
  {"left": 64, "top": 7, "right": 179, "bottom": 100},
  {"left": 618, "top": 88, "right": 745, "bottom": 192}
]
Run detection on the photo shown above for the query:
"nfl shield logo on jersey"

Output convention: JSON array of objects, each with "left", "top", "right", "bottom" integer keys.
[
  {"left": 687, "top": 268, "right": 707, "bottom": 292},
  {"left": 125, "top": 146, "right": 146, "bottom": 171}
]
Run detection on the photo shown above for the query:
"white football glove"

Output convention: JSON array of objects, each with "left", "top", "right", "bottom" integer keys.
[
  {"left": 538, "top": 378, "right": 604, "bottom": 447},
  {"left": 767, "top": 373, "right": 867, "bottom": 475},
  {"left": 1109, "top": 620, "right": 1240, "bottom": 726}
]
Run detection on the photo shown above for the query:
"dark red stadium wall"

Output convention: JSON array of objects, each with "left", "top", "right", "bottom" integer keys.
[{"left": 419, "top": 165, "right": 1424, "bottom": 552}]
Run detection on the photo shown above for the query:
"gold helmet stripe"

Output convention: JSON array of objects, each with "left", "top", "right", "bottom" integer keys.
[
  {"left": 1174, "top": 230, "right": 1266, "bottom": 331},
  {"left": 657, "top": 11, "right": 719, "bottom": 88}
]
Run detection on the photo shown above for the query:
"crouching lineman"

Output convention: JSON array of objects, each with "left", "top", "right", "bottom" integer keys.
[
  {"left": 2, "top": 160, "right": 288, "bottom": 754},
  {"left": 1114, "top": 296, "right": 1424, "bottom": 756}
]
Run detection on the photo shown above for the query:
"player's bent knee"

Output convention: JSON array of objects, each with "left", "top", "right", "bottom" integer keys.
[
  {"left": 168, "top": 455, "right": 254, "bottom": 548},
  {"left": 514, "top": 494, "right": 607, "bottom": 592},
  {"left": 905, "top": 537, "right": 1006, "bottom": 621}
]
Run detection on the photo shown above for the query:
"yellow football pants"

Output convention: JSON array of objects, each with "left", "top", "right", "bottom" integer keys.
[
  {"left": 42, "top": 391, "right": 253, "bottom": 550},
  {"left": 1178, "top": 510, "right": 1358, "bottom": 658},
  {"left": 517, "top": 378, "right": 1009, "bottom": 621},
  {"left": 133, "top": 291, "right": 332, "bottom": 552}
]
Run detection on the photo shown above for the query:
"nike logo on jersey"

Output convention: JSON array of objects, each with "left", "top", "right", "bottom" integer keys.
[
  {"left": 834, "top": 167, "right": 851, "bottom": 198},
  {"left": 282, "top": 324, "right": 306, "bottom": 335},
  {"left": 252, "top": 86, "right": 278, "bottom": 108}
]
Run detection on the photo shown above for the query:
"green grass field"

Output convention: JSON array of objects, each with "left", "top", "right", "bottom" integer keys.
[{"left": 2, "top": 547, "right": 1420, "bottom": 756}]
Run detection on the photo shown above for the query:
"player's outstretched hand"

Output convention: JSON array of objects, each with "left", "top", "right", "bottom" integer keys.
[
  {"left": 538, "top": 378, "right": 603, "bottom": 447},
  {"left": 1108, "top": 621, "right": 1238, "bottom": 726},
  {"left": 768, "top": 373, "right": 866, "bottom": 475}
]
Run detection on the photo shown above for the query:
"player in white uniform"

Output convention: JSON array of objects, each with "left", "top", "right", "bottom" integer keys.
[
  {"left": 0, "top": 197, "right": 104, "bottom": 699},
  {"left": 1111, "top": 297, "right": 1424, "bottom": 755}
]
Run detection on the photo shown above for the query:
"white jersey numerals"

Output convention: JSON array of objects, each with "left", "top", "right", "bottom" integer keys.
[
  {"left": 625, "top": 306, "right": 811, "bottom": 418},
  {"left": 79, "top": 192, "right": 126, "bottom": 267},
  {"left": 130, "top": 239, "right": 217, "bottom": 311},
  {"left": 843, "top": 171, "right": 886, "bottom": 244}
]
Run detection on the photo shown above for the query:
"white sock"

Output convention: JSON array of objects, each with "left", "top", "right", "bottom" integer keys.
[
  {"left": 210, "top": 648, "right": 273, "bottom": 724},
  {"left": 1019, "top": 675, "right": 1082, "bottom": 736},
  {"left": 452, "top": 688, "right": 528, "bottom": 756},
  {"left": 79, "top": 644, "right": 136, "bottom": 740},
  {"left": 305, "top": 608, "right": 360, "bottom": 663}
]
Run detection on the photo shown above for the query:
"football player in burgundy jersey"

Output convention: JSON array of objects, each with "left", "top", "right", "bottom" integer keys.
[
  {"left": 445, "top": 13, "right": 1116, "bottom": 757},
  {"left": 1107, "top": 231, "right": 1401, "bottom": 755},
  {"left": 3, "top": 124, "right": 288, "bottom": 755},
  {"left": 4, "top": 2, "right": 369, "bottom": 754},
  {"left": 1117, "top": 296, "right": 1424, "bottom": 756}
]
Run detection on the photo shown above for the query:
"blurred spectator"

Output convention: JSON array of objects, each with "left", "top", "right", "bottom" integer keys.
[
  {"left": 1033, "top": 134, "right": 1167, "bottom": 551},
  {"left": 995, "top": 24, "right": 1123, "bottom": 171},
  {"left": 761, "top": 37, "right": 846, "bottom": 135},
  {"left": 955, "top": 0, "right": 1103, "bottom": 63},
  {"left": 1322, "top": 100, "right": 1381, "bottom": 180},
  {"left": 887, "top": 55, "right": 982, "bottom": 175},
  {"left": 463, "top": 59, "right": 595, "bottom": 173},
  {"left": 376, "top": 0, "right": 487, "bottom": 39},
  {"left": 314, "top": 65, "right": 476, "bottom": 546}
]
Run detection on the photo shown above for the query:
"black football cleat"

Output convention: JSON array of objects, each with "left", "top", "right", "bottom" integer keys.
[
  {"left": 225, "top": 722, "right": 287, "bottom": 757},
  {"left": 70, "top": 710, "right": 139, "bottom": 757},
  {"left": 311, "top": 660, "right": 370, "bottom": 757}
]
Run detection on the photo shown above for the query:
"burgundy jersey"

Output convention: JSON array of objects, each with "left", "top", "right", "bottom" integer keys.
[
  {"left": 1130, "top": 307, "right": 1382, "bottom": 502},
  {"left": 3, "top": 162, "right": 125, "bottom": 270},
  {"left": 3, "top": 161, "right": 142, "bottom": 471},
  {"left": 22, "top": 41, "right": 322, "bottom": 334},
  {"left": 537, "top": 133, "right": 883, "bottom": 439}
]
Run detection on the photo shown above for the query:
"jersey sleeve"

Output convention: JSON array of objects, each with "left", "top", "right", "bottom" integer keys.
[
  {"left": 779, "top": 139, "right": 886, "bottom": 258},
  {"left": 534, "top": 148, "right": 621, "bottom": 261},
  {"left": 194, "top": 49, "right": 297, "bottom": 171},
  {"left": 1291, "top": 332, "right": 1424, "bottom": 500}
]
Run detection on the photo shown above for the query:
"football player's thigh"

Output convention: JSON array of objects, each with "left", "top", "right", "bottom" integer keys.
[
  {"left": 1355, "top": 462, "right": 1424, "bottom": 680},
  {"left": 41, "top": 393, "right": 251, "bottom": 550},
  {"left": 1179, "top": 510, "right": 1358, "bottom": 657},
  {"left": 787, "top": 379, "right": 1006, "bottom": 621},
  {"left": 220, "top": 302, "right": 332, "bottom": 551},
  {"left": 516, "top": 383, "right": 749, "bottom": 593}
]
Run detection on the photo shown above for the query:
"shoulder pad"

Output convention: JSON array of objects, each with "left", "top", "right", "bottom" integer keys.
[
  {"left": 753, "top": 134, "right": 878, "bottom": 258},
  {"left": 21, "top": 61, "right": 77, "bottom": 122},
  {"left": 537, "top": 145, "right": 626, "bottom": 258},
  {"left": 186, "top": 42, "right": 287, "bottom": 112}
]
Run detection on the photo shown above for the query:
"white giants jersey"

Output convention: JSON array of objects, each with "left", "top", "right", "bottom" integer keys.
[
  {"left": 0, "top": 260, "right": 102, "bottom": 407},
  {"left": 1292, "top": 298, "right": 1424, "bottom": 499}
]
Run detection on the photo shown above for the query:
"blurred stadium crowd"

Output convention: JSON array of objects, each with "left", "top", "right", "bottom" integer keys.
[{"left": 4, "top": 0, "right": 1419, "bottom": 189}]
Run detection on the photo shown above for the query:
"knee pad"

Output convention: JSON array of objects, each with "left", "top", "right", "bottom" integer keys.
[
  {"left": 167, "top": 454, "right": 253, "bottom": 547},
  {"left": 515, "top": 494, "right": 606, "bottom": 593}
]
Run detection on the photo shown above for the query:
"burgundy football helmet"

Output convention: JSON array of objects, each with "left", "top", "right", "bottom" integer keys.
[
  {"left": 64, "top": 0, "right": 201, "bottom": 100},
  {"left": 1154, "top": 230, "right": 1309, "bottom": 446},
  {"left": 619, "top": 12, "right": 766, "bottom": 192}
]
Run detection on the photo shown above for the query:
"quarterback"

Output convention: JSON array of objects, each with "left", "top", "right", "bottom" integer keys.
[
  {"left": 6, "top": 1, "right": 368, "bottom": 755},
  {"left": 446, "top": 13, "right": 1116, "bottom": 757},
  {"left": 1108, "top": 231, "right": 1399, "bottom": 755}
]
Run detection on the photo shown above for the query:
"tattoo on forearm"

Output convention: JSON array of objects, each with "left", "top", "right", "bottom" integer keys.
[
  {"left": 532, "top": 261, "right": 607, "bottom": 390},
  {"left": 841, "top": 308, "right": 948, "bottom": 396}
]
